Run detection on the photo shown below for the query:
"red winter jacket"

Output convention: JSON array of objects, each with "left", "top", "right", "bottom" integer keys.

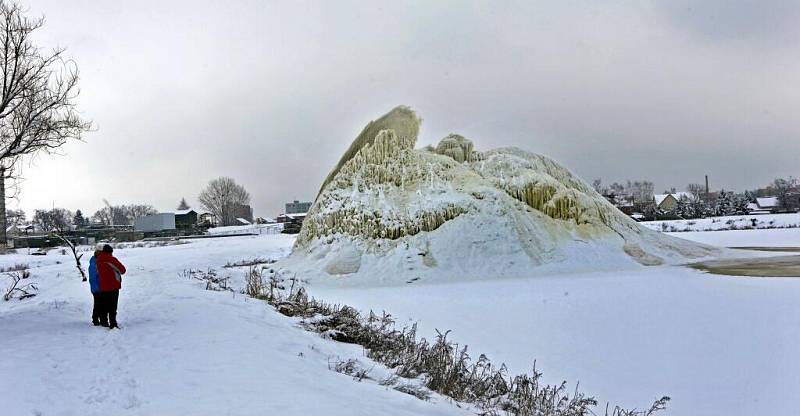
[{"left": 96, "top": 252, "right": 127, "bottom": 291}]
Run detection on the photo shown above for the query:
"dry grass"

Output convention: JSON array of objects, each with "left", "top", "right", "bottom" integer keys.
[
  {"left": 247, "top": 269, "right": 670, "bottom": 416},
  {"left": 181, "top": 268, "right": 233, "bottom": 292},
  {"left": 223, "top": 257, "right": 276, "bottom": 268},
  {"left": 0, "top": 263, "right": 28, "bottom": 273}
]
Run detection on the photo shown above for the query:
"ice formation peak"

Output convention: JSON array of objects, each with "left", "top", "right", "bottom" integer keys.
[
  {"left": 434, "top": 134, "right": 483, "bottom": 163},
  {"left": 318, "top": 106, "right": 420, "bottom": 197},
  {"left": 290, "top": 106, "right": 716, "bottom": 281}
]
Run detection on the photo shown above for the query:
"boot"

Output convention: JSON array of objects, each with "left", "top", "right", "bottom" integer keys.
[
  {"left": 92, "top": 317, "right": 101, "bottom": 326},
  {"left": 109, "top": 313, "right": 119, "bottom": 329}
]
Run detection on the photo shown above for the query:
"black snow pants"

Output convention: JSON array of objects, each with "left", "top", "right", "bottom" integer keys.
[
  {"left": 98, "top": 290, "right": 120, "bottom": 328},
  {"left": 92, "top": 293, "right": 101, "bottom": 324}
]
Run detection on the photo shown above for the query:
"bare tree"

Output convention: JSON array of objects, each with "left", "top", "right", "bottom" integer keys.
[
  {"left": 0, "top": 2, "right": 91, "bottom": 246},
  {"left": 686, "top": 183, "right": 705, "bottom": 199},
  {"left": 53, "top": 233, "right": 86, "bottom": 281},
  {"left": 608, "top": 182, "right": 625, "bottom": 195},
  {"left": 124, "top": 204, "right": 157, "bottom": 222},
  {"left": 32, "top": 207, "right": 71, "bottom": 233},
  {"left": 91, "top": 207, "right": 113, "bottom": 226},
  {"left": 91, "top": 203, "right": 156, "bottom": 225},
  {"left": 5, "top": 206, "right": 22, "bottom": 224},
  {"left": 198, "top": 177, "right": 250, "bottom": 226},
  {"left": 625, "top": 180, "right": 655, "bottom": 205},
  {"left": 590, "top": 178, "right": 605, "bottom": 194}
]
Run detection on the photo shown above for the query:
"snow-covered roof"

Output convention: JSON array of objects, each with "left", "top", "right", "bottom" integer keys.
[
  {"left": 174, "top": 209, "right": 196, "bottom": 216},
  {"left": 286, "top": 212, "right": 307, "bottom": 219},
  {"left": 654, "top": 192, "right": 691, "bottom": 206},
  {"left": 756, "top": 197, "right": 778, "bottom": 208},
  {"left": 653, "top": 194, "right": 670, "bottom": 206},
  {"left": 236, "top": 218, "right": 252, "bottom": 225}
]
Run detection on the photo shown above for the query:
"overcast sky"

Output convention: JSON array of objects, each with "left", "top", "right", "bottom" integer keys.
[{"left": 15, "top": 0, "right": 800, "bottom": 218}]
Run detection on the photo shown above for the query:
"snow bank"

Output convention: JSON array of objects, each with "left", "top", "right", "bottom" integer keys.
[
  {"left": 641, "top": 213, "right": 800, "bottom": 233},
  {"left": 668, "top": 228, "right": 800, "bottom": 248},
  {"left": 207, "top": 223, "right": 284, "bottom": 236}
]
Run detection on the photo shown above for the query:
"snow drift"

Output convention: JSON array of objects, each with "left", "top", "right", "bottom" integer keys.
[{"left": 286, "top": 106, "right": 717, "bottom": 283}]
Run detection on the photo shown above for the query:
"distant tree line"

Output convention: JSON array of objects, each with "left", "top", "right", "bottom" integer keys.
[
  {"left": 90, "top": 204, "right": 158, "bottom": 226},
  {"left": 8, "top": 203, "right": 158, "bottom": 234},
  {"left": 592, "top": 175, "right": 800, "bottom": 220}
]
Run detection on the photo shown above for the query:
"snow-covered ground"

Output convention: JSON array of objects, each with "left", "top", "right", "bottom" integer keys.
[
  {"left": 0, "top": 235, "right": 468, "bottom": 416},
  {"left": 642, "top": 213, "right": 800, "bottom": 232},
  {"left": 310, "top": 228, "right": 800, "bottom": 416},
  {"left": 2, "top": 230, "right": 799, "bottom": 415},
  {"left": 206, "top": 223, "right": 284, "bottom": 236},
  {"left": 666, "top": 228, "right": 800, "bottom": 248}
]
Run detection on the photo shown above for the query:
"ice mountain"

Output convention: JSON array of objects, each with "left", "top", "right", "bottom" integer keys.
[{"left": 287, "top": 106, "right": 717, "bottom": 283}]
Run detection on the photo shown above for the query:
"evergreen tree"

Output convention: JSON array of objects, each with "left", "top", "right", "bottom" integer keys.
[
  {"left": 177, "top": 197, "right": 190, "bottom": 210},
  {"left": 732, "top": 193, "right": 750, "bottom": 215},
  {"left": 73, "top": 210, "right": 85, "bottom": 227},
  {"left": 714, "top": 190, "right": 738, "bottom": 216}
]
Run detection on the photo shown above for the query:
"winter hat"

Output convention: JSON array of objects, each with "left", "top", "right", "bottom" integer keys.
[{"left": 102, "top": 244, "right": 114, "bottom": 253}]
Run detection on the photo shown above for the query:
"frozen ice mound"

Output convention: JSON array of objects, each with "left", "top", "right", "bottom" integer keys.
[{"left": 285, "top": 106, "right": 718, "bottom": 283}]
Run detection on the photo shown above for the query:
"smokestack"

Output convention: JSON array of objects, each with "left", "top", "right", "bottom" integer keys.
[{"left": 705, "top": 175, "right": 709, "bottom": 195}]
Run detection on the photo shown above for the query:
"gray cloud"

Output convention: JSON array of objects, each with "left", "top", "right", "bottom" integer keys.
[
  {"left": 16, "top": 0, "right": 800, "bottom": 218},
  {"left": 658, "top": 0, "right": 800, "bottom": 46}
]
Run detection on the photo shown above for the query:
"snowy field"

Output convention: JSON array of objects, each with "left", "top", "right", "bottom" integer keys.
[
  {"left": 642, "top": 213, "right": 800, "bottom": 233},
  {"left": 665, "top": 228, "right": 800, "bottom": 248},
  {"left": 2, "top": 230, "right": 799, "bottom": 415},
  {"left": 310, "top": 228, "right": 800, "bottom": 416},
  {"left": 0, "top": 236, "right": 468, "bottom": 416},
  {"left": 206, "top": 223, "right": 283, "bottom": 236}
]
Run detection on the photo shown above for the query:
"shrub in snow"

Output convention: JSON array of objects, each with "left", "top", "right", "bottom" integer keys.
[
  {"left": 250, "top": 272, "right": 669, "bottom": 416},
  {"left": 3, "top": 270, "right": 36, "bottom": 301},
  {"left": 182, "top": 268, "right": 233, "bottom": 292},
  {"left": 0, "top": 263, "right": 28, "bottom": 273},
  {"left": 223, "top": 257, "right": 276, "bottom": 268},
  {"left": 243, "top": 266, "right": 266, "bottom": 298}
]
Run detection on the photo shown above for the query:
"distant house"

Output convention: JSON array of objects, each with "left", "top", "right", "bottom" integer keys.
[
  {"left": 602, "top": 193, "right": 634, "bottom": 215},
  {"left": 276, "top": 213, "right": 307, "bottom": 224},
  {"left": 286, "top": 200, "right": 312, "bottom": 215},
  {"left": 751, "top": 197, "right": 779, "bottom": 214},
  {"left": 747, "top": 202, "right": 770, "bottom": 215},
  {"left": 135, "top": 210, "right": 199, "bottom": 235},
  {"left": 233, "top": 204, "right": 254, "bottom": 223},
  {"left": 277, "top": 213, "right": 306, "bottom": 234},
  {"left": 6, "top": 223, "right": 33, "bottom": 237},
  {"left": 654, "top": 192, "right": 691, "bottom": 211},
  {"left": 199, "top": 212, "right": 217, "bottom": 227},
  {"left": 174, "top": 209, "right": 198, "bottom": 230}
]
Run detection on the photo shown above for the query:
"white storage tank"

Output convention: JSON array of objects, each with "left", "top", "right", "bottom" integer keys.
[{"left": 134, "top": 213, "right": 176, "bottom": 232}]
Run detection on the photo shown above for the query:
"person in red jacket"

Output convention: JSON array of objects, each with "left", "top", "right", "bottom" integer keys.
[{"left": 96, "top": 244, "right": 127, "bottom": 329}]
